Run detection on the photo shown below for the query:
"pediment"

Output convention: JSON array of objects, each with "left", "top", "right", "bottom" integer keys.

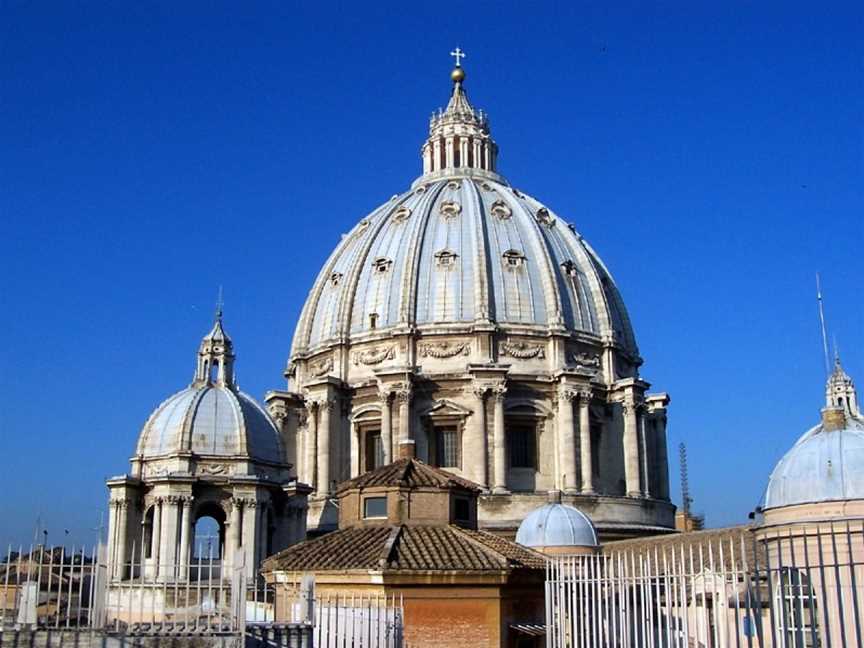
[{"left": 421, "top": 399, "right": 473, "bottom": 418}]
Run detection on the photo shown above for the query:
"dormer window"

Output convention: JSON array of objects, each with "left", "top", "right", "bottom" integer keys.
[
  {"left": 392, "top": 206, "right": 411, "bottom": 223},
  {"left": 490, "top": 200, "right": 512, "bottom": 220},
  {"left": 434, "top": 249, "right": 458, "bottom": 269},
  {"left": 535, "top": 207, "right": 554, "bottom": 227},
  {"left": 369, "top": 313, "right": 379, "bottom": 329},
  {"left": 561, "top": 260, "right": 578, "bottom": 277},
  {"left": 439, "top": 201, "right": 461, "bottom": 219},
  {"left": 502, "top": 249, "right": 526, "bottom": 270},
  {"left": 330, "top": 272, "right": 343, "bottom": 287},
  {"left": 372, "top": 257, "right": 392, "bottom": 274}
]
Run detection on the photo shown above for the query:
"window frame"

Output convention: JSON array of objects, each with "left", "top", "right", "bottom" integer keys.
[{"left": 363, "top": 496, "right": 388, "bottom": 519}]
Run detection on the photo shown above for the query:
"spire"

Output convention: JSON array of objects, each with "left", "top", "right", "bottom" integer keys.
[
  {"left": 194, "top": 295, "right": 235, "bottom": 388},
  {"left": 825, "top": 353, "right": 860, "bottom": 420},
  {"left": 420, "top": 49, "right": 500, "bottom": 180}
]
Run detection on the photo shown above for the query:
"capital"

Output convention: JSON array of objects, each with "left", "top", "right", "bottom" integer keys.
[
  {"left": 396, "top": 386, "right": 413, "bottom": 404},
  {"left": 577, "top": 389, "right": 593, "bottom": 404},
  {"left": 490, "top": 382, "right": 507, "bottom": 402},
  {"left": 557, "top": 385, "right": 578, "bottom": 402},
  {"left": 471, "top": 384, "right": 489, "bottom": 400}
]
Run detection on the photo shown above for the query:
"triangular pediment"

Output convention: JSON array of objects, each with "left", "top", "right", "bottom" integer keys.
[{"left": 421, "top": 399, "right": 473, "bottom": 418}]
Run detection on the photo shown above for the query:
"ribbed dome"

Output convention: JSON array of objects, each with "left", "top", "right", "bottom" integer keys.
[
  {"left": 135, "top": 314, "right": 285, "bottom": 468},
  {"left": 136, "top": 385, "right": 284, "bottom": 463},
  {"left": 764, "top": 417, "right": 864, "bottom": 509},
  {"left": 515, "top": 503, "right": 598, "bottom": 549},
  {"left": 291, "top": 176, "right": 637, "bottom": 357}
]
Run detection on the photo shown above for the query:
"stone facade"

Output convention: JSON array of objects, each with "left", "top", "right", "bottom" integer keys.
[{"left": 266, "top": 63, "right": 674, "bottom": 538}]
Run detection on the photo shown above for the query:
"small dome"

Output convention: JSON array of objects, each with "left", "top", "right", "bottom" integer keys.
[
  {"left": 764, "top": 416, "right": 864, "bottom": 509},
  {"left": 134, "top": 313, "right": 285, "bottom": 468},
  {"left": 136, "top": 385, "right": 284, "bottom": 463},
  {"left": 516, "top": 503, "right": 598, "bottom": 549}
]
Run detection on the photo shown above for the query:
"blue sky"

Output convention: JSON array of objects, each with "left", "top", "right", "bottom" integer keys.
[{"left": 1, "top": 2, "right": 861, "bottom": 547}]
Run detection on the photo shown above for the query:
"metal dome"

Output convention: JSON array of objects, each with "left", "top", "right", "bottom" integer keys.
[
  {"left": 763, "top": 417, "right": 864, "bottom": 509},
  {"left": 515, "top": 502, "right": 599, "bottom": 549}
]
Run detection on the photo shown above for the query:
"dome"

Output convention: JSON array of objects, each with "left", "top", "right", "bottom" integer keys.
[
  {"left": 289, "top": 70, "right": 637, "bottom": 362},
  {"left": 134, "top": 313, "right": 285, "bottom": 467},
  {"left": 136, "top": 385, "right": 284, "bottom": 463},
  {"left": 516, "top": 502, "right": 598, "bottom": 549},
  {"left": 764, "top": 358, "right": 864, "bottom": 509}
]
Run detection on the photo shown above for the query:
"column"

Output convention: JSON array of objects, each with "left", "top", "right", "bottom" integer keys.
[
  {"left": 397, "top": 385, "right": 413, "bottom": 457},
  {"left": 350, "top": 423, "right": 360, "bottom": 477},
  {"left": 470, "top": 386, "right": 489, "bottom": 488},
  {"left": 161, "top": 496, "right": 179, "bottom": 569},
  {"left": 305, "top": 402, "right": 318, "bottom": 490},
  {"left": 655, "top": 413, "right": 670, "bottom": 500},
  {"left": 578, "top": 391, "right": 594, "bottom": 493},
  {"left": 151, "top": 498, "right": 163, "bottom": 575},
  {"left": 557, "top": 385, "right": 577, "bottom": 493},
  {"left": 178, "top": 497, "right": 191, "bottom": 574},
  {"left": 241, "top": 499, "right": 258, "bottom": 579},
  {"left": 230, "top": 498, "right": 243, "bottom": 568},
  {"left": 115, "top": 500, "right": 129, "bottom": 579},
  {"left": 491, "top": 383, "right": 508, "bottom": 493},
  {"left": 622, "top": 398, "right": 641, "bottom": 497},
  {"left": 639, "top": 410, "right": 650, "bottom": 497},
  {"left": 107, "top": 500, "right": 119, "bottom": 577},
  {"left": 473, "top": 139, "right": 481, "bottom": 169},
  {"left": 380, "top": 390, "right": 392, "bottom": 464},
  {"left": 317, "top": 399, "right": 332, "bottom": 494},
  {"left": 433, "top": 139, "right": 442, "bottom": 172},
  {"left": 445, "top": 136, "right": 454, "bottom": 168}
]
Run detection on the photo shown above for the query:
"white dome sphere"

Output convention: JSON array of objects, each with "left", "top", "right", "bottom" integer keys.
[
  {"left": 764, "top": 417, "right": 864, "bottom": 509},
  {"left": 516, "top": 502, "right": 598, "bottom": 549},
  {"left": 136, "top": 384, "right": 284, "bottom": 464}
]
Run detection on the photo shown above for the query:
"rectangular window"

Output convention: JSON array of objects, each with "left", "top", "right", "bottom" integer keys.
[
  {"left": 363, "top": 496, "right": 387, "bottom": 519},
  {"left": 454, "top": 497, "right": 470, "bottom": 522},
  {"left": 509, "top": 424, "right": 536, "bottom": 468},
  {"left": 434, "top": 426, "right": 459, "bottom": 468},
  {"left": 365, "top": 430, "right": 384, "bottom": 471}
]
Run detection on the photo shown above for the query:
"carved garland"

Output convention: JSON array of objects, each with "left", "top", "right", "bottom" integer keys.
[
  {"left": 500, "top": 340, "right": 546, "bottom": 359},
  {"left": 418, "top": 341, "right": 471, "bottom": 358},
  {"left": 308, "top": 356, "right": 333, "bottom": 377},
  {"left": 352, "top": 345, "right": 396, "bottom": 366},
  {"left": 567, "top": 351, "right": 601, "bottom": 370}
]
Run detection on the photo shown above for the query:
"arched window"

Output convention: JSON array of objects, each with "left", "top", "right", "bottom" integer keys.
[
  {"left": 192, "top": 502, "right": 226, "bottom": 560},
  {"left": 774, "top": 568, "right": 821, "bottom": 647},
  {"left": 143, "top": 506, "right": 155, "bottom": 559}
]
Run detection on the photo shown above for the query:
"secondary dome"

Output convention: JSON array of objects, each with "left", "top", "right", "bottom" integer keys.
[
  {"left": 289, "top": 68, "right": 637, "bottom": 360},
  {"left": 764, "top": 358, "right": 864, "bottom": 509},
  {"left": 516, "top": 502, "right": 599, "bottom": 550},
  {"left": 135, "top": 314, "right": 285, "bottom": 466}
]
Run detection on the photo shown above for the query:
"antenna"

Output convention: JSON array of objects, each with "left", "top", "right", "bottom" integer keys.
[
  {"left": 215, "top": 285, "right": 224, "bottom": 321},
  {"left": 816, "top": 273, "right": 831, "bottom": 376},
  {"left": 679, "top": 443, "right": 692, "bottom": 519}
]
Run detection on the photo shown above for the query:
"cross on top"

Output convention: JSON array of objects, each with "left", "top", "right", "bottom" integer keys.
[{"left": 450, "top": 47, "right": 466, "bottom": 67}]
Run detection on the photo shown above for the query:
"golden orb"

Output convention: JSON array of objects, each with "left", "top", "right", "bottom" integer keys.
[{"left": 451, "top": 67, "right": 466, "bottom": 83}]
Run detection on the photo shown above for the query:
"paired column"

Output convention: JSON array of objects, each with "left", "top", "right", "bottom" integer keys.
[
  {"left": 578, "top": 391, "right": 594, "bottom": 493},
  {"left": 654, "top": 413, "right": 670, "bottom": 500},
  {"left": 317, "top": 399, "right": 332, "bottom": 494},
  {"left": 396, "top": 385, "right": 413, "bottom": 457},
  {"left": 113, "top": 499, "right": 129, "bottom": 579},
  {"left": 470, "top": 385, "right": 489, "bottom": 488},
  {"left": 557, "top": 385, "right": 578, "bottom": 493},
  {"left": 241, "top": 498, "right": 258, "bottom": 579},
  {"left": 491, "top": 383, "right": 508, "bottom": 493},
  {"left": 178, "top": 496, "right": 192, "bottom": 572},
  {"left": 622, "top": 398, "right": 642, "bottom": 497},
  {"left": 380, "top": 389, "right": 392, "bottom": 464},
  {"left": 305, "top": 401, "right": 318, "bottom": 490}
]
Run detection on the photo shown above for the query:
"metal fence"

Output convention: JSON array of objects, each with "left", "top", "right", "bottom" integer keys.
[
  {"left": 1, "top": 542, "right": 403, "bottom": 647},
  {"left": 546, "top": 522, "right": 864, "bottom": 648}
]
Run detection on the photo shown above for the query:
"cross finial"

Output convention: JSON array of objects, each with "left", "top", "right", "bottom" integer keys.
[{"left": 450, "top": 47, "right": 466, "bottom": 67}]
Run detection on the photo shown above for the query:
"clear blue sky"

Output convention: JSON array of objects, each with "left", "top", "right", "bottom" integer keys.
[{"left": 1, "top": 2, "right": 861, "bottom": 547}]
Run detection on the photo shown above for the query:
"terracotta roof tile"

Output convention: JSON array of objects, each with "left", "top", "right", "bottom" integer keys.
[
  {"left": 263, "top": 524, "right": 546, "bottom": 573},
  {"left": 337, "top": 458, "right": 481, "bottom": 493}
]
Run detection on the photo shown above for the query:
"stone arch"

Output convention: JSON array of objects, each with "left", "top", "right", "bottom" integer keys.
[{"left": 192, "top": 500, "right": 226, "bottom": 560}]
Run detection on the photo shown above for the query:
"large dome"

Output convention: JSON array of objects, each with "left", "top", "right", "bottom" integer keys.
[
  {"left": 764, "top": 359, "right": 864, "bottom": 510},
  {"left": 290, "top": 176, "right": 637, "bottom": 358}
]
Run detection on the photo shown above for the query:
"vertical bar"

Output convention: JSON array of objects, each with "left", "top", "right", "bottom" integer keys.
[
  {"left": 799, "top": 525, "right": 819, "bottom": 648},
  {"left": 786, "top": 526, "right": 804, "bottom": 648},
  {"left": 728, "top": 535, "right": 743, "bottom": 648},
  {"left": 75, "top": 547, "right": 86, "bottom": 628},
  {"left": 846, "top": 521, "right": 863, "bottom": 648},
  {"left": 65, "top": 545, "right": 76, "bottom": 629},
  {"left": 829, "top": 522, "right": 849, "bottom": 648},
  {"left": 763, "top": 530, "right": 781, "bottom": 648}
]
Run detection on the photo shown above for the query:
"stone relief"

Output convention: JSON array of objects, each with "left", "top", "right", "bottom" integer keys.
[
  {"left": 500, "top": 340, "right": 546, "bottom": 359},
  {"left": 392, "top": 205, "right": 411, "bottom": 222},
  {"left": 418, "top": 340, "right": 471, "bottom": 358},
  {"left": 447, "top": 180, "right": 461, "bottom": 190},
  {"left": 567, "top": 351, "right": 602, "bottom": 370},
  {"left": 352, "top": 345, "right": 396, "bottom": 366},
  {"left": 308, "top": 356, "right": 333, "bottom": 378},
  {"left": 434, "top": 249, "right": 458, "bottom": 269},
  {"left": 199, "top": 463, "right": 228, "bottom": 475}
]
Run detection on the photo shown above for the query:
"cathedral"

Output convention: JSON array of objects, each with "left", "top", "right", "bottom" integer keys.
[{"left": 264, "top": 58, "right": 674, "bottom": 538}]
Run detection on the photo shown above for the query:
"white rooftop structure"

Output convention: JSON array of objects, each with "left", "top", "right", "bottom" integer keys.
[
  {"left": 764, "top": 357, "right": 864, "bottom": 509},
  {"left": 516, "top": 501, "right": 599, "bottom": 550}
]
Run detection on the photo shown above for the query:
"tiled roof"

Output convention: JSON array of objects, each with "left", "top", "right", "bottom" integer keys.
[
  {"left": 336, "top": 458, "right": 481, "bottom": 493},
  {"left": 602, "top": 525, "right": 764, "bottom": 572},
  {"left": 262, "top": 525, "right": 546, "bottom": 573}
]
